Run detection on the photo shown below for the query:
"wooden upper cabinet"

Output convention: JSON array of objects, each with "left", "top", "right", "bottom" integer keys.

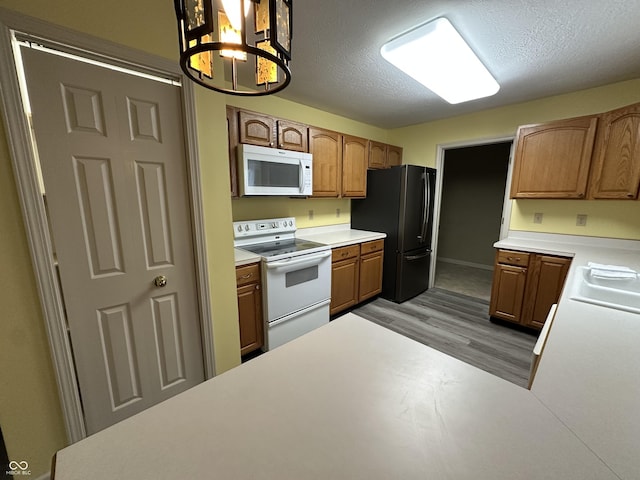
[
  {"left": 368, "top": 142, "right": 403, "bottom": 169},
  {"left": 588, "top": 102, "right": 640, "bottom": 199},
  {"left": 238, "top": 110, "right": 276, "bottom": 147},
  {"left": 226, "top": 106, "right": 239, "bottom": 197},
  {"left": 510, "top": 115, "right": 598, "bottom": 199},
  {"left": 342, "top": 135, "right": 368, "bottom": 198},
  {"left": 387, "top": 145, "right": 403, "bottom": 167},
  {"left": 368, "top": 141, "right": 387, "bottom": 169},
  {"left": 277, "top": 120, "right": 308, "bottom": 152},
  {"left": 309, "top": 127, "right": 342, "bottom": 197}
]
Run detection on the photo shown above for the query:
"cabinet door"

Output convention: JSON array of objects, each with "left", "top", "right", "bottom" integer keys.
[
  {"left": 510, "top": 115, "right": 598, "bottom": 199},
  {"left": 368, "top": 141, "right": 387, "bottom": 169},
  {"left": 387, "top": 145, "right": 403, "bottom": 167},
  {"left": 342, "top": 135, "right": 368, "bottom": 197},
  {"left": 330, "top": 257, "right": 359, "bottom": 315},
  {"left": 226, "top": 106, "right": 239, "bottom": 197},
  {"left": 277, "top": 120, "right": 308, "bottom": 152},
  {"left": 589, "top": 102, "right": 640, "bottom": 199},
  {"left": 522, "top": 255, "right": 571, "bottom": 329},
  {"left": 359, "top": 251, "right": 383, "bottom": 302},
  {"left": 309, "top": 127, "right": 342, "bottom": 197},
  {"left": 489, "top": 264, "right": 527, "bottom": 323},
  {"left": 238, "top": 110, "right": 276, "bottom": 147},
  {"left": 237, "top": 282, "right": 264, "bottom": 355}
]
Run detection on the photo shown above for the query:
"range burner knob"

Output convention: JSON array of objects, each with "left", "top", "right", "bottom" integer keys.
[
  {"left": 289, "top": 220, "right": 293, "bottom": 226},
  {"left": 244, "top": 225, "right": 249, "bottom": 231},
  {"left": 237, "top": 225, "right": 242, "bottom": 232}
]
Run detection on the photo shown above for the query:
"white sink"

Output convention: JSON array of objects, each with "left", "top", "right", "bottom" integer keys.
[{"left": 571, "top": 266, "right": 640, "bottom": 314}]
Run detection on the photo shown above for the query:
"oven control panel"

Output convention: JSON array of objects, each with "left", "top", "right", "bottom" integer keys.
[{"left": 233, "top": 217, "right": 296, "bottom": 240}]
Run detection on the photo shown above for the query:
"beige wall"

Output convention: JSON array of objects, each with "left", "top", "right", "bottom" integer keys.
[{"left": 391, "top": 79, "right": 640, "bottom": 240}]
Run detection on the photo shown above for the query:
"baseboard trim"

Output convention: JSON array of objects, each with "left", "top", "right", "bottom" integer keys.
[
  {"left": 35, "top": 473, "right": 50, "bottom": 480},
  {"left": 437, "top": 257, "right": 493, "bottom": 271}
]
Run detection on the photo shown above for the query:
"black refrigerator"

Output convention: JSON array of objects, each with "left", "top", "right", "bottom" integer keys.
[{"left": 351, "top": 165, "right": 436, "bottom": 303}]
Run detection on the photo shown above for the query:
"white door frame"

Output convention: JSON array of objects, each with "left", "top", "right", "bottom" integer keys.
[
  {"left": 429, "top": 135, "right": 515, "bottom": 288},
  {"left": 0, "top": 8, "right": 215, "bottom": 443}
]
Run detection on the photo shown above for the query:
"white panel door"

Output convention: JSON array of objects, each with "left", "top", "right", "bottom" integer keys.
[{"left": 21, "top": 47, "right": 204, "bottom": 434}]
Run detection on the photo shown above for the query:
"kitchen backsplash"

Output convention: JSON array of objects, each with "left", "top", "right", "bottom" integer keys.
[{"left": 231, "top": 197, "right": 351, "bottom": 228}]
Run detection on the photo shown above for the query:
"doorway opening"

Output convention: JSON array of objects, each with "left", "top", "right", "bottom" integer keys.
[{"left": 433, "top": 141, "right": 513, "bottom": 301}]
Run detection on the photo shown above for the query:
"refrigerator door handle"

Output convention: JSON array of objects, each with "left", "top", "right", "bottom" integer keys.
[
  {"left": 418, "top": 171, "right": 428, "bottom": 242},
  {"left": 405, "top": 250, "right": 431, "bottom": 261},
  {"left": 425, "top": 170, "right": 431, "bottom": 240}
]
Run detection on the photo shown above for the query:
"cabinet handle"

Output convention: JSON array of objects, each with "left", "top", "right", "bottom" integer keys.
[
  {"left": 240, "top": 273, "right": 253, "bottom": 279},
  {"left": 507, "top": 256, "right": 521, "bottom": 262},
  {"left": 256, "top": 285, "right": 260, "bottom": 290},
  {"left": 341, "top": 252, "right": 348, "bottom": 257}
]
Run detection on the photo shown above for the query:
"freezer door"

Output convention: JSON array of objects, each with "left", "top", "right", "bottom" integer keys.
[{"left": 394, "top": 248, "right": 431, "bottom": 303}]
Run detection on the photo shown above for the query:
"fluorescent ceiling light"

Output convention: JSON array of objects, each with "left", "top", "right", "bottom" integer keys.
[{"left": 380, "top": 17, "right": 500, "bottom": 104}]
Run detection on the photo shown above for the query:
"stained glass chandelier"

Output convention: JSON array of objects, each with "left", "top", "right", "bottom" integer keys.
[{"left": 174, "top": 0, "right": 292, "bottom": 96}]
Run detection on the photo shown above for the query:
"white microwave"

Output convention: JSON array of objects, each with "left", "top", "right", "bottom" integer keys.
[{"left": 238, "top": 144, "right": 313, "bottom": 196}]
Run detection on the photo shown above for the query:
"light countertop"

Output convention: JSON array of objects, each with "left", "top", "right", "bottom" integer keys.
[
  {"left": 496, "top": 230, "right": 640, "bottom": 480},
  {"left": 296, "top": 223, "right": 386, "bottom": 247},
  {"left": 234, "top": 248, "right": 261, "bottom": 267},
  {"left": 52, "top": 314, "right": 618, "bottom": 480}
]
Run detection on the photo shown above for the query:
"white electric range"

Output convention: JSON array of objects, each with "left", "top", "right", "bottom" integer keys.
[{"left": 233, "top": 217, "right": 331, "bottom": 350}]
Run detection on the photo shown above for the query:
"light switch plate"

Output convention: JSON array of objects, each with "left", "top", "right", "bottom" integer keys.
[{"left": 533, "top": 212, "right": 543, "bottom": 224}]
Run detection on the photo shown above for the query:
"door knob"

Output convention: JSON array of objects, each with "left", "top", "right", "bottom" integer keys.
[{"left": 154, "top": 275, "right": 167, "bottom": 287}]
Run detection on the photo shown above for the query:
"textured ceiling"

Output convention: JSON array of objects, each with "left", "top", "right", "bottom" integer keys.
[{"left": 275, "top": 0, "right": 640, "bottom": 128}]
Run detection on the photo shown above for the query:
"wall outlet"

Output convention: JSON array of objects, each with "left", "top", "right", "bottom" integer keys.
[
  {"left": 336, "top": 208, "right": 341, "bottom": 218},
  {"left": 533, "top": 212, "right": 543, "bottom": 224},
  {"left": 308, "top": 209, "right": 314, "bottom": 220},
  {"left": 576, "top": 214, "right": 588, "bottom": 226}
]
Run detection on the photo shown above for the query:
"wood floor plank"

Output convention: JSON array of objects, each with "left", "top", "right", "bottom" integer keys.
[{"left": 353, "top": 288, "right": 538, "bottom": 388}]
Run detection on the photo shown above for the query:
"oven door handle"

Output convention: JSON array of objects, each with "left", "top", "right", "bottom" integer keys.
[{"left": 266, "top": 251, "right": 331, "bottom": 271}]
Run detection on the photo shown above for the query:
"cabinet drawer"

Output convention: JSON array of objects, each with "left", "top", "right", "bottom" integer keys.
[
  {"left": 332, "top": 244, "right": 360, "bottom": 262},
  {"left": 360, "top": 239, "right": 384, "bottom": 255},
  {"left": 236, "top": 263, "right": 260, "bottom": 287},
  {"left": 497, "top": 250, "right": 530, "bottom": 267}
]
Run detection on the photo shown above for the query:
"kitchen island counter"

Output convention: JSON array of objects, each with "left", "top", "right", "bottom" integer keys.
[
  {"left": 52, "top": 313, "right": 618, "bottom": 480},
  {"left": 496, "top": 231, "right": 640, "bottom": 480}
]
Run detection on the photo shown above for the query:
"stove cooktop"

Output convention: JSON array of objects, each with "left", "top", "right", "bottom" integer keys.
[{"left": 240, "top": 238, "right": 329, "bottom": 259}]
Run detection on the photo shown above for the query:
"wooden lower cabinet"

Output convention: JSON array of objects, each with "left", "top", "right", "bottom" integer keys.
[
  {"left": 490, "top": 263, "right": 528, "bottom": 323},
  {"left": 330, "top": 245, "right": 360, "bottom": 315},
  {"left": 489, "top": 249, "right": 571, "bottom": 330},
  {"left": 330, "top": 239, "right": 384, "bottom": 315},
  {"left": 236, "top": 263, "right": 264, "bottom": 355},
  {"left": 358, "top": 241, "right": 384, "bottom": 302},
  {"left": 522, "top": 255, "right": 572, "bottom": 329}
]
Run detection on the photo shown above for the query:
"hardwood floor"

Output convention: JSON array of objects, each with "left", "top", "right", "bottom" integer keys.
[{"left": 352, "top": 287, "right": 538, "bottom": 388}]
